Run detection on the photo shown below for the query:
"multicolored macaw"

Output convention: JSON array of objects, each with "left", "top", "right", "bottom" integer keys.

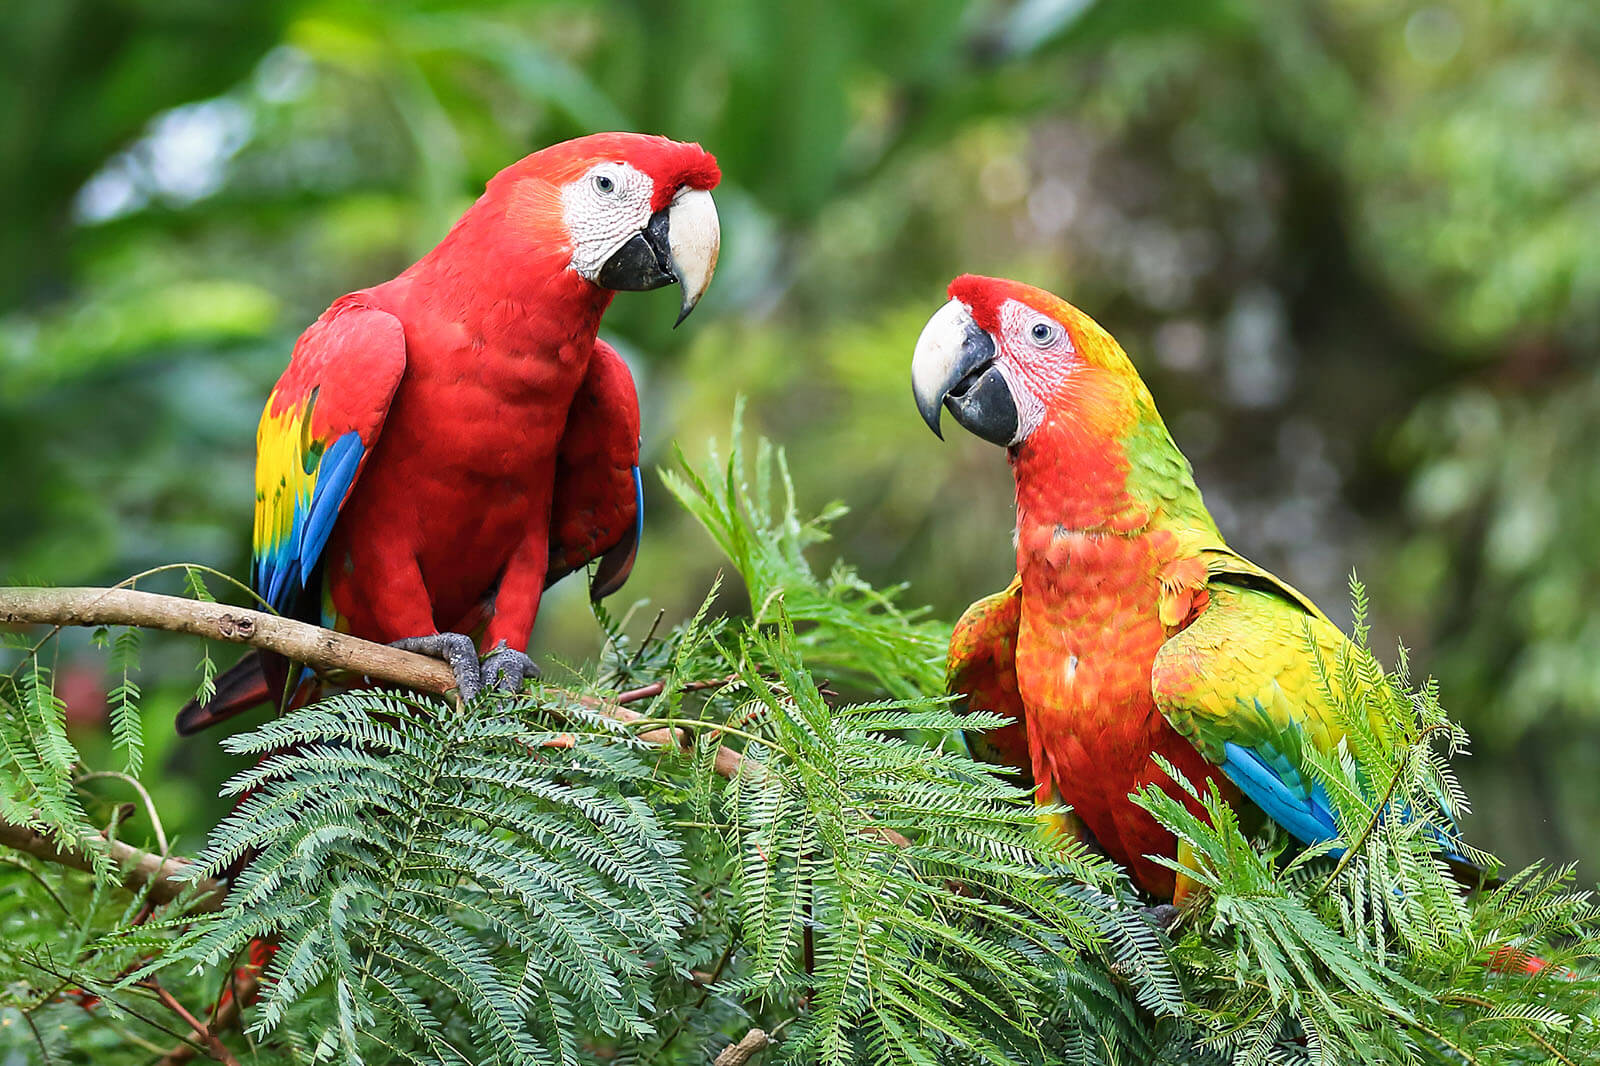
[
  {"left": 912, "top": 274, "right": 1467, "bottom": 904},
  {"left": 179, "top": 133, "right": 721, "bottom": 732}
]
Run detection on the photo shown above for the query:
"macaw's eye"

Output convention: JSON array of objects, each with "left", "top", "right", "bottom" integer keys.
[
  {"left": 594, "top": 173, "right": 616, "bottom": 195},
  {"left": 1030, "top": 321, "right": 1056, "bottom": 346}
]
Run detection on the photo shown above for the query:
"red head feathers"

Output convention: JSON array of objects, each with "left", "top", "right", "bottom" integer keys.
[
  {"left": 491, "top": 132, "right": 721, "bottom": 210},
  {"left": 435, "top": 133, "right": 722, "bottom": 324}
]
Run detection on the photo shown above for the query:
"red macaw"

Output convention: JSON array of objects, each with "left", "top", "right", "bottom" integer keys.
[
  {"left": 912, "top": 274, "right": 1476, "bottom": 905},
  {"left": 180, "top": 132, "right": 720, "bottom": 731}
]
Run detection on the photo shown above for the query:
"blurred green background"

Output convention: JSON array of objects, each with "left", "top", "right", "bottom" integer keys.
[{"left": 3, "top": 0, "right": 1597, "bottom": 870}]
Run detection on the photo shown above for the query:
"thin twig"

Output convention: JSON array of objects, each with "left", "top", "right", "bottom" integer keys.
[
  {"left": 0, "top": 855, "right": 77, "bottom": 922},
  {"left": 1522, "top": 1025, "right": 1578, "bottom": 1066},
  {"left": 20, "top": 1010, "right": 53, "bottom": 1066},
  {"left": 142, "top": 978, "right": 241, "bottom": 1066},
  {"left": 157, "top": 964, "right": 260, "bottom": 1066},
  {"left": 77, "top": 771, "right": 169, "bottom": 855},
  {"left": 626, "top": 607, "right": 667, "bottom": 672},
  {"left": 614, "top": 673, "right": 740, "bottom": 705},
  {"left": 1393, "top": 1008, "right": 1481, "bottom": 1066}
]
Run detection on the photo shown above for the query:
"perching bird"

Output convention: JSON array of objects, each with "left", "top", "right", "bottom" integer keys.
[
  {"left": 911, "top": 274, "right": 1470, "bottom": 904},
  {"left": 179, "top": 132, "right": 721, "bottom": 732}
]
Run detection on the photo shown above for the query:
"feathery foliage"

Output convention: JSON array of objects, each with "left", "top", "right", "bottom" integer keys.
[
  {"left": 161, "top": 689, "right": 690, "bottom": 1065},
  {"left": 661, "top": 397, "right": 949, "bottom": 700},
  {"left": 3, "top": 419, "right": 1600, "bottom": 1065},
  {"left": 1, "top": 652, "right": 108, "bottom": 875}
]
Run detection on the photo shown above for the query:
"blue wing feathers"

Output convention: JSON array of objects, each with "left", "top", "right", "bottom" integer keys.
[
  {"left": 298, "top": 432, "right": 364, "bottom": 587},
  {"left": 587, "top": 463, "right": 644, "bottom": 601},
  {"left": 1221, "top": 740, "right": 1341, "bottom": 849},
  {"left": 254, "top": 430, "right": 364, "bottom": 614},
  {"left": 1220, "top": 739, "right": 1470, "bottom": 866},
  {"left": 258, "top": 544, "right": 293, "bottom": 615},
  {"left": 631, "top": 463, "right": 644, "bottom": 544}
]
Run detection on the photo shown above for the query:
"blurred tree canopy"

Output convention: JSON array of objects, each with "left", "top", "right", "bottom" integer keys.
[{"left": 2, "top": 0, "right": 1598, "bottom": 868}]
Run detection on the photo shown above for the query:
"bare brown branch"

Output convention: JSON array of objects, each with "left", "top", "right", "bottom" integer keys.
[
  {"left": 0, "top": 586, "right": 457, "bottom": 693},
  {"left": 0, "top": 815, "right": 225, "bottom": 912},
  {"left": 0, "top": 585, "right": 749, "bottom": 776},
  {"left": 142, "top": 978, "right": 241, "bottom": 1066},
  {"left": 714, "top": 1028, "right": 770, "bottom": 1066}
]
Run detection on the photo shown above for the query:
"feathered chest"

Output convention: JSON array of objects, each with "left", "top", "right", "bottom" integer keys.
[{"left": 1013, "top": 521, "right": 1178, "bottom": 726}]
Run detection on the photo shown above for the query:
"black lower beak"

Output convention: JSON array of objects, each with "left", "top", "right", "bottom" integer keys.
[
  {"left": 913, "top": 323, "right": 1019, "bottom": 446},
  {"left": 597, "top": 209, "right": 675, "bottom": 292},
  {"left": 945, "top": 361, "right": 1018, "bottom": 447}
]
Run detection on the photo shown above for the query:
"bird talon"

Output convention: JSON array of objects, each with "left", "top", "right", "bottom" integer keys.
[
  {"left": 390, "top": 632, "right": 484, "bottom": 702},
  {"left": 1141, "top": 903, "right": 1181, "bottom": 931},
  {"left": 481, "top": 641, "right": 538, "bottom": 694}
]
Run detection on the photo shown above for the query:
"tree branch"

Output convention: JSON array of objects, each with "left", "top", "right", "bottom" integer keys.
[
  {"left": 2, "top": 585, "right": 749, "bottom": 776},
  {"left": 0, "top": 815, "right": 225, "bottom": 912},
  {"left": 0, "top": 586, "right": 458, "bottom": 693}
]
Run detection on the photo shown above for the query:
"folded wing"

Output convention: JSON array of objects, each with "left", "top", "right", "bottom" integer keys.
[
  {"left": 545, "top": 339, "right": 643, "bottom": 600},
  {"left": 948, "top": 576, "right": 1033, "bottom": 785},
  {"left": 253, "top": 299, "right": 407, "bottom": 619}
]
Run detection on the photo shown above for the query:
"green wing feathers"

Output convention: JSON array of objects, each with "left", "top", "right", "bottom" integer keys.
[
  {"left": 1152, "top": 556, "right": 1370, "bottom": 847},
  {"left": 1153, "top": 579, "right": 1352, "bottom": 765}
]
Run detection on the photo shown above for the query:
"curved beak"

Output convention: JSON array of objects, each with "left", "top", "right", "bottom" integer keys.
[
  {"left": 596, "top": 187, "right": 720, "bottom": 327},
  {"left": 910, "top": 299, "right": 1018, "bottom": 446},
  {"left": 663, "top": 188, "right": 719, "bottom": 326}
]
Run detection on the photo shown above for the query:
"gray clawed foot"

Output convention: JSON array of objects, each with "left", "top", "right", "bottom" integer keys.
[
  {"left": 391, "top": 632, "right": 485, "bottom": 702},
  {"left": 481, "top": 641, "right": 538, "bottom": 694},
  {"left": 1141, "top": 903, "right": 1181, "bottom": 931},
  {"left": 390, "top": 634, "right": 540, "bottom": 703}
]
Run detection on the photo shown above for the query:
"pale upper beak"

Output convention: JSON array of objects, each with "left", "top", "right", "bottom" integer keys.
[
  {"left": 665, "top": 187, "right": 719, "bottom": 327},
  {"left": 595, "top": 187, "right": 721, "bottom": 327},
  {"left": 910, "top": 298, "right": 1018, "bottom": 446}
]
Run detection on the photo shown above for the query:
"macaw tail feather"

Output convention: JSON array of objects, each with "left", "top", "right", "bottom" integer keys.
[
  {"left": 1448, "top": 862, "right": 1574, "bottom": 981},
  {"left": 1446, "top": 852, "right": 1503, "bottom": 893},
  {"left": 1488, "top": 945, "right": 1577, "bottom": 981},
  {"left": 176, "top": 652, "right": 272, "bottom": 735}
]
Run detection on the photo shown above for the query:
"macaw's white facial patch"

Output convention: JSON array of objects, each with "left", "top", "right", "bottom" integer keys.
[
  {"left": 563, "top": 162, "right": 656, "bottom": 280},
  {"left": 997, "top": 298, "right": 1076, "bottom": 442}
]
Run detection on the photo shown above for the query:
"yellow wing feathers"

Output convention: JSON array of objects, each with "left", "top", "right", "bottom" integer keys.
[{"left": 1153, "top": 582, "right": 1351, "bottom": 764}]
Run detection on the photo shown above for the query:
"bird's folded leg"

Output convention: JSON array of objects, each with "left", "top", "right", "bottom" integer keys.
[
  {"left": 391, "top": 632, "right": 484, "bottom": 702},
  {"left": 1148, "top": 841, "right": 1207, "bottom": 931}
]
